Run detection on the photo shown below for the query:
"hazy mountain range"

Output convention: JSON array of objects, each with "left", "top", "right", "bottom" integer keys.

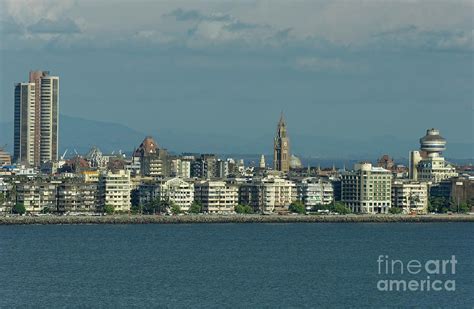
[{"left": 0, "top": 115, "right": 471, "bottom": 161}]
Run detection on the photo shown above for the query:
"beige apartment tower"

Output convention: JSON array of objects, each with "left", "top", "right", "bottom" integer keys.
[
  {"left": 13, "top": 71, "right": 59, "bottom": 166},
  {"left": 13, "top": 82, "right": 36, "bottom": 166}
]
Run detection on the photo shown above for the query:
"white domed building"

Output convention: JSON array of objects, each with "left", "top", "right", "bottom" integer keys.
[
  {"left": 409, "top": 129, "right": 457, "bottom": 183},
  {"left": 290, "top": 154, "right": 303, "bottom": 169}
]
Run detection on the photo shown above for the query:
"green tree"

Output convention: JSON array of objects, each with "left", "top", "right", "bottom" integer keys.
[
  {"left": 41, "top": 206, "right": 51, "bottom": 214},
  {"left": 104, "top": 205, "right": 115, "bottom": 215},
  {"left": 312, "top": 204, "right": 329, "bottom": 211},
  {"left": 330, "top": 202, "right": 351, "bottom": 215},
  {"left": 235, "top": 204, "right": 254, "bottom": 214},
  {"left": 143, "top": 198, "right": 161, "bottom": 215},
  {"left": 289, "top": 201, "right": 306, "bottom": 214},
  {"left": 428, "top": 197, "right": 451, "bottom": 213},
  {"left": 189, "top": 201, "right": 202, "bottom": 214},
  {"left": 159, "top": 200, "right": 173, "bottom": 214},
  {"left": 389, "top": 207, "right": 403, "bottom": 214},
  {"left": 458, "top": 202, "right": 470, "bottom": 213},
  {"left": 170, "top": 203, "right": 181, "bottom": 215},
  {"left": 12, "top": 203, "right": 26, "bottom": 215},
  {"left": 131, "top": 204, "right": 144, "bottom": 215}
]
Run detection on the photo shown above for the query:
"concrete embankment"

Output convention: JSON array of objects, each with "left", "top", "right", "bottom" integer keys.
[{"left": 0, "top": 214, "right": 473, "bottom": 225}]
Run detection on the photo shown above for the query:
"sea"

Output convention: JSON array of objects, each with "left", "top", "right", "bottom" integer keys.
[{"left": 0, "top": 223, "right": 473, "bottom": 308}]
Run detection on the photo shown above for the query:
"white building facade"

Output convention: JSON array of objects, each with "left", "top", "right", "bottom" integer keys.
[
  {"left": 391, "top": 181, "right": 429, "bottom": 214},
  {"left": 239, "top": 176, "right": 296, "bottom": 213},
  {"left": 98, "top": 170, "right": 131, "bottom": 212},
  {"left": 297, "top": 177, "right": 334, "bottom": 209},
  {"left": 158, "top": 177, "right": 194, "bottom": 212},
  {"left": 194, "top": 180, "right": 238, "bottom": 214},
  {"left": 341, "top": 163, "right": 392, "bottom": 214}
]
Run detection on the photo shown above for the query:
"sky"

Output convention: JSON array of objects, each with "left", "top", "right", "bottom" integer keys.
[{"left": 0, "top": 0, "right": 472, "bottom": 157}]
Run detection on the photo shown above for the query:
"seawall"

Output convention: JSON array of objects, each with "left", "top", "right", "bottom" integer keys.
[{"left": 0, "top": 214, "right": 473, "bottom": 225}]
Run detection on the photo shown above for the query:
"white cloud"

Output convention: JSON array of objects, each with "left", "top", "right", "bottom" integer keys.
[
  {"left": 3, "top": 0, "right": 76, "bottom": 24},
  {"left": 0, "top": 1, "right": 472, "bottom": 53}
]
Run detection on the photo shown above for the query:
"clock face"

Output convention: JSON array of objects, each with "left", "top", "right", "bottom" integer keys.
[{"left": 283, "top": 142, "right": 287, "bottom": 147}]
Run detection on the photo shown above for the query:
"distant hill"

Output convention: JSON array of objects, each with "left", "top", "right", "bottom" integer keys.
[
  {"left": 0, "top": 115, "right": 146, "bottom": 155},
  {"left": 0, "top": 115, "right": 472, "bottom": 159}
]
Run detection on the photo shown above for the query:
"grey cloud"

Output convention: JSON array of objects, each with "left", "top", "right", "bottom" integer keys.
[
  {"left": 165, "top": 8, "right": 201, "bottom": 21},
  {"left": 165, "top": 8, "right": 232, "bottom": 22},
  {"left": 292, "top": 54, "right": 368, "bottom": 74},
  {"left": 0, "top": 18, "right": 24, "bottom": 34},
  {"left": 274, "top": 28, "right": 292, "bottom": 41},
  {"left": 294, "top": 56, "right": 346, "bottom": 72},
  {"left": 373, "top": 25, "right": 418, "bottom": 37},
  {"left": 27, "top": 18, "right": 81, "bottom": 34},
  {"left": 223, "top": 21, "right": 259, "bottom": 32},
  {"left": 370, "top": 25, "right": 473, "bottom": 52}
]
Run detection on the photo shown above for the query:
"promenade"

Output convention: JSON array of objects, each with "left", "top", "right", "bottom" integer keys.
[{"left": 1, "top": 214, "right": 473, "bottom": 225}]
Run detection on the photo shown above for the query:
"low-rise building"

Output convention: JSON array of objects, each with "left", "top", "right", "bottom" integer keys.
[
  {"left": 98, "top": 170, "right": 131, "bottom": 212},
  {"left": 239, "top": 176, "right": 296, "bottom": 213},
  {"left": 16, "top": 179, "right": 61, "bottom": 213},
  {"left": 194, "top": 180, "right": 238, "bottom": 213},
  {"left": 391, "top": 180, "right": 428, "bottom": 214},
  {"left": 191, "top": 154, "right": 218, "bottom": 179},
  {"left": 57, "top": 180, "right": 98, "bottom": 213},
  {"left": 0, "top": 148, "right": 12, "bottom": 166},
  {"left": 170, "top": 158, "right": 191, "bottom": 178},
  {"left": 81, "top": 170, "right": 100, "bottom": 183},
  {"left": 297, "top": 177, "right": 334, "bottom": 209},
  {"left": 430, "top": 176, "right": 474, "bottom": 208},
  {"left": 138, "top": 177, "right": 194, "bottom": 212}
]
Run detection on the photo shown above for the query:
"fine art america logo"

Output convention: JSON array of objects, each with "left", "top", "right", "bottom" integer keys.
[{"left": 376, "top": 255, "right": 457, "bottom": 292}]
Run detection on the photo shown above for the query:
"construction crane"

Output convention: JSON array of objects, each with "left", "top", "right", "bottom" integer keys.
[{"left": 60, "top": 149, "right": 68, "bottom": 160}]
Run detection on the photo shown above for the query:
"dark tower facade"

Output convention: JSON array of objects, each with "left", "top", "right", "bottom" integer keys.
[{"left": 273, "top": 113, "right": 290, "bottom": 172}]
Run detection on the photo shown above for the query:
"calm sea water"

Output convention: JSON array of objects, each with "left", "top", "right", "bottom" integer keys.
[{"left": 0, "top": 223, "right": 473, "bottom": 308}]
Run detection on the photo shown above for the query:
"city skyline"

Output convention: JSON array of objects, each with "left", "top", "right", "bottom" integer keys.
[
  {"left": 1, "top": 108, "right": 472, "bottom": 160},
  {"left": 0, "top": 1, "right": 472, "bottom": 156},
  {"left": 1, "top": 2, "right": 473, "bottom": 308}
]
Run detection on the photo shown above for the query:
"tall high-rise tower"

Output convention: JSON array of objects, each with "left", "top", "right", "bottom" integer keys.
[
  {"left": 273, "top": 113, "right": 290, "bottom": 172},
  {"left": 39, "top": 75, "right": 60, "bottom": 162},
  {"left": 13, "top": 71, "right": 59, "bottom": 166},
  {"left": 29, "top": 70, "right": 49, "bottom": 166},
  {"left": 13, "top": 82, "right": 36, "bottom": 165}
]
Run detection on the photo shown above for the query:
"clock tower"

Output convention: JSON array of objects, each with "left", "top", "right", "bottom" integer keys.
[{"left": 274, "top": 113, "right": 290, "bottom": 172}]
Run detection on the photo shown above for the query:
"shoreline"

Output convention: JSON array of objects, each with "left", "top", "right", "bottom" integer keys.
[{"left": 0, "top": 214, "right": 473, "bottom": 225}]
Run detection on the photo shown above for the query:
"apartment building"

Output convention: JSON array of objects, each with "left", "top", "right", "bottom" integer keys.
[
  {"left": 194, "top": 180, "right": 238, "bottom": 213},
  {"left": 341, "top": 163, "right": 392, "bottom": 214}
]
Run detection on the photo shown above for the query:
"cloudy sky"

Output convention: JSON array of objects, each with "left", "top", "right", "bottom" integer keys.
[{"left": 0, "top": 0, "right": 472, "bottom": 156}]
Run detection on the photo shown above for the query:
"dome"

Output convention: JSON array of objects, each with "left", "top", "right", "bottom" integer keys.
[{"left": 290, "top": 154, "right": 302, "bottom": 169}]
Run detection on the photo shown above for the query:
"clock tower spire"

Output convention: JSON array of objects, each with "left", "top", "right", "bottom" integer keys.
[{"left": 274, "top": 112, "right": 290, "bottom": 172}]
